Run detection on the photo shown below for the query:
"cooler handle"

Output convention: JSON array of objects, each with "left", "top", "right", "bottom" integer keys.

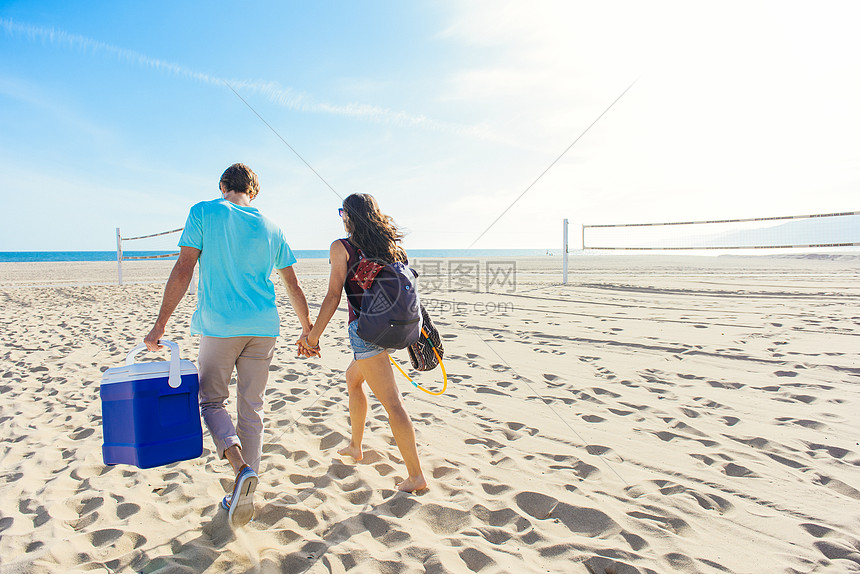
[{"left": 125, "top": 339, "right": 183, "bottom": 389}]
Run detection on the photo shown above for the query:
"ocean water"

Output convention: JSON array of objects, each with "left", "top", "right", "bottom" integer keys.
[{"left": 0, "top": 249, "right": 552, "bottom": 263}]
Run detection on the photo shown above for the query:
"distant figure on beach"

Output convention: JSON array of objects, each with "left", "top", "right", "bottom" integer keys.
[
  {"left": 298, "top": 194, "right": 427, "bottom": 492},
  {"left": 144, "top": 163, "right": 317, "bottom": 527}
]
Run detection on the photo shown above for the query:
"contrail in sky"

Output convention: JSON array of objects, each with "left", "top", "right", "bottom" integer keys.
[{"left": 0, "top": 18, "right": 486, "bottom": 136}]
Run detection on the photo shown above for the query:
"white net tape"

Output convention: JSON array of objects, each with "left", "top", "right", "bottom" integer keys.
[{"left": 583, "top": 211, "right": 860, "bottom": 251}]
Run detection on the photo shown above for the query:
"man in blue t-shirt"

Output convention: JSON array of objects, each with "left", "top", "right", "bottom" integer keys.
[{"left": 144, "top": 163, "right": 317, "bottom": 528}]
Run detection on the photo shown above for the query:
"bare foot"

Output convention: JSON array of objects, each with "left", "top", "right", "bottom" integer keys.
[
  {"left": 396, "top": 475, "right": 427, "bottom": 492},
  {"left": 337, "top": 443, "right": 363, "bottom": 461}
]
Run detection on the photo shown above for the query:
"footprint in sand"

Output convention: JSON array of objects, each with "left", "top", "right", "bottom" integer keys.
[
  {"left": 471, "top": 505, "right": 519, "bottom": 531},
  {"left": 723, "top": 463, "right": 756, "bottom": 477},
  {"left": 116, "top": 503, "right": 140, "bottom": 520},
  {"left": 679, "top": 407, "right": 700, "bottom": 418},
  {"left": 481, "top": 482, "right": 510, "bottom": 495},
  {"left": 813, "top": 474, "right": 860, "bottom": 500},
  {"left": 89, "top": 528, "right": 124, "bottom": 547},
  {"left": 583, "top": 556, "right": 643, "bottom": 574},
  {"left": 70, "top": 428, "right": 95, "bottom": 440},
  {"left": 472, "top": 526, "right": 513, "bottom": 545},
  {"left": 374, "top": 463, "right": 396, "bottom": 476},
  {"left": 459, "top": 548, "right": 494, "bottom": 572},
  {"left": 431, "top": 466, "right": 458, "bottom": 479},
  {"left": 707, "top": 381, "right": 745, "bottom": 389},
  {"left": 619, "top": 401, "right": 649, "bottom": 411},
  {"left": 811, "top": 539, "right": 860, "bottom": 564},
  {"left": 805, "top": 443, "right": 852, "bottom": 460},
  {"left": 328, "top": 463, "right": 356, "bottom": 480},
  {"left": 416, "top": 503, "right": 471, "bottom": 535},
  {"left": 627, "top": 510, "right": 691, "bottom": 535},
  {"left": 505, "top": 422, "right": 538, "bottom": 436},
  {"left": 540, "top": 453, "right": 600, "bottom": 478},
  {"left": 0, "top": 517, "right": 13, "bottom": 534},
  {"left": 800, "top": 523, "right": 834, "bottom": 538},
  {"left": 476, "top": 386, "right": 509, "bottom": 397},
  {"left": 574, "top": 391, "right": 603, "bottom": 404},
  {"left": 288, "top": 473, "right": 317, "bottom": 486},
  {"left": 319, "top": 431, "right": 345, "bottom": 450},
  {"left": 689, "top": 491, "right": 733, "bottom": 513},
  {"left": 516, "top": 491, "right": 620, "bottom": 537},
  {"left": 73, "top": 496, "right": 104, "bottom": 516}
]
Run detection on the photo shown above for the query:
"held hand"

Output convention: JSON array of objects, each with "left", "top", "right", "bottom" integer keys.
[
  {"left": 301, "top": 324, "right": 313, "bottom": 340},
  {"left": 306, "top": 333, "right": 320, "bottom": 349},
  {"left": 294, "top": 338, "right": 312, "bottom": 358},
  {"left": 296, "top": 335, "right": 321, "bottom": 358},
  {"left": 295, "top": 325, "right": 313, "bottom": 357},
  {"left": 144, "top": 325, "right": 165, "bottom": 351},
  {"left": 302, "top": 337, "right": 322, "bottom": 358}
]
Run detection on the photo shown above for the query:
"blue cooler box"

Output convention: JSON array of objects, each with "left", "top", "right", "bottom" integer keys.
[{"left": 101, "top": 340, "right": 203, "bottom": 469}]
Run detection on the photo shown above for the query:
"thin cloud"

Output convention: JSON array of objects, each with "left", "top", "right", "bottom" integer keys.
[
  {"left": 1, "top": 18, "right": 500, "bottom": 140},
  {"left": 0, "top": 75, "right": 112, "bottom": 139},
  {"left": 1, "top": 18, "right": 214, "bottom": 84}
]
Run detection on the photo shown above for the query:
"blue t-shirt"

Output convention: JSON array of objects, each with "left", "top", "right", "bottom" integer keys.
[{"left": 178, "top": 198, "right": 296, "bottom": 337}]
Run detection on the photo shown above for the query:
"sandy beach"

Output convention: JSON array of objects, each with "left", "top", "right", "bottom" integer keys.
[{"left": 1, "top": 254, "right": 859, "bottom": 573}]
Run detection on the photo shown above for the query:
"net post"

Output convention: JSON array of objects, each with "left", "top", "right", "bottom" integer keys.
[
  {"left": 562, "top": 218, "right": 569, "bottom": 284},
  {"left": 115, "top": 227, "right": 123, "bottom": 285}
]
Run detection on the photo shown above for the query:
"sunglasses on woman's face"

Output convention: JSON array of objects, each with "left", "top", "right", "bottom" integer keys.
[{"left": 338, "top": 208, "right": 345, "bottom": 218}]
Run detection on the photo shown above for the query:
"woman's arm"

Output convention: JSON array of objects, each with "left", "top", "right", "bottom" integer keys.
[{"left": 305, "top": 240, "right": 349, "bottom": 348}]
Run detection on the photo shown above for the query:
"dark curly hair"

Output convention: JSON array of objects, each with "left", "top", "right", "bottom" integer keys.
[{"left": 342, "top": 193, "right": 407, "bottom": 263}]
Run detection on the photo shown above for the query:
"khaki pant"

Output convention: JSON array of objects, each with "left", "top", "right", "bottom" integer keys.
[{"left": 198, "top": 336, "right": 276, "bottom": 473}]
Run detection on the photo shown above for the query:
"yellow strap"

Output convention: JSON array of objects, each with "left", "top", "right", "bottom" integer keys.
[{"left": 390, "top": 329, "right": 448, "bottom": 396}]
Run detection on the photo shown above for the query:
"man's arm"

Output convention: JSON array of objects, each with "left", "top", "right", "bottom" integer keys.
[
  {"left": 144, "top": 246, "right": 200, "bottom": 350},
  {"left": 277, "top": 265, "right": 313, "bottom": 335}
]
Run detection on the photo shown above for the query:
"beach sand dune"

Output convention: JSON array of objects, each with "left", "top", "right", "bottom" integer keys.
[{"left": 1, "top": 256, "right": 859, "bottom": 573}]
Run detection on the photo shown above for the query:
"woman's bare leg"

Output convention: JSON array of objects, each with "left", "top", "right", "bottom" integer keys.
[
  {"left": 356, "top": 352, "right": 426, "bottom": 492},
  {"left": 338, "top": 359, "right": 367, "bottom": 461}
]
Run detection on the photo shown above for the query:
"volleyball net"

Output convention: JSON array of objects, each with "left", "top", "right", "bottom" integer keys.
[
  {"left": 582, "top": 210, "right": 860, "bottom": 252},
  {"left": 115, "top": 226, "right": 193, "bottom": 289}
]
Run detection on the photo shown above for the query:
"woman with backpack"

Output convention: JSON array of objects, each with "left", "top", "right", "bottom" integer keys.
[{"left": 299, "top": 193, "right": 427, "bottom": 492}]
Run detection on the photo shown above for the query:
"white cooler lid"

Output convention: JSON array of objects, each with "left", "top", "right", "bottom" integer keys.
[
  {"left": 102, "top": 359, "right": 198, "bottom": 385},
  {"left": 101, "top": 340, "right": 197, "bottom": 388}
]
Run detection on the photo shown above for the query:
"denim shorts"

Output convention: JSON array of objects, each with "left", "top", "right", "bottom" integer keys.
[{"left": 348, "top": 320, "right": 394, "bottom": 360}]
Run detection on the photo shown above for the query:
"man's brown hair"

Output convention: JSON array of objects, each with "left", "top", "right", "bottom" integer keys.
[{"left": 220, "top": 163, "right": 260, "bottom": 200}]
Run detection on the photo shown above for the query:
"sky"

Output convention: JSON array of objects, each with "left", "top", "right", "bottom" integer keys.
[{"left": 1, "top": 0, "right": 859, "bottom": 251}]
